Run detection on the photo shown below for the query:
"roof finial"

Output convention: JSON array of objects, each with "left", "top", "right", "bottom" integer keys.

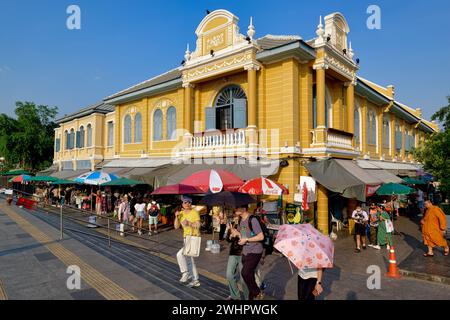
[
  {"left": 314, "top": 15, "right": 325, "bottom": 46},
  {"left": 247, "top": 16, "right": 255, "bottom": 40},
  {"left": 184, "top": 43, "right": 191, "bottom": 61},
  {"left": 348, "top": 41, "right": 354, "bottom": 59}
]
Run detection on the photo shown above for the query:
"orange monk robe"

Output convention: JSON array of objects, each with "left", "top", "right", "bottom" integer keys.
[{"left": 422, "top": 205, "right": 448, "bottom": 248}]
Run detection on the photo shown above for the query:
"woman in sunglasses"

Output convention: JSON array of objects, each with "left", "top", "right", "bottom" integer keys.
[{"left": 174, "top": 195, "right": 202, "bottom": 288}]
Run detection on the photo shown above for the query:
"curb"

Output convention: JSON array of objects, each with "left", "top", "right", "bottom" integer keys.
[{"left": 399, "top": 269, "right": 450, "bottom": 286}]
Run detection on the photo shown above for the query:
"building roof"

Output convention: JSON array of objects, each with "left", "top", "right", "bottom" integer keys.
[
  {"left": 56, "top": 102, "right": 114, "bottom": 124},
  {"left": 256, "top": 34, "right": 302, "bottom": 51},
  {"left": 356, "top": 76, "right": 438, "bottom": 132},
  {"left": 104, "top": 67, "right": 182, "bottom": 102}
]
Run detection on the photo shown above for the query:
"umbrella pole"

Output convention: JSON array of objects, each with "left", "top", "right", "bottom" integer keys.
[{"left": 287, "top": 257, "right": 294, "bottom": 275}]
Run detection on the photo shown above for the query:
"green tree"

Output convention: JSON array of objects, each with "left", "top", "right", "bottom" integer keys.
[
  {"left": 0, "top": 101, "right": 58, "bottom": 172},
  {"left": 414, "top": 96, "right": 450, "bottom": 197}
]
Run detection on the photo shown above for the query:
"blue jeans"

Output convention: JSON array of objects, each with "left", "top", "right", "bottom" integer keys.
[{"left": 226, "top": 255, "right": 249, "bottom": 300}]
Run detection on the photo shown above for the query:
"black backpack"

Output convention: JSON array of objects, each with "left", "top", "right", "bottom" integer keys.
[{"left": 248, "top": 215, "right": 274, "bottom": 255}]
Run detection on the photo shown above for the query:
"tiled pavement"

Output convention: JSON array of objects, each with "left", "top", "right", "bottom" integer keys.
[{"left": 1, "top": 199, "right": 450, "bottom": 300}]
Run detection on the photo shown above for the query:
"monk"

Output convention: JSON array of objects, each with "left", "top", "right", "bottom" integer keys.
[{"left": 421, "top": 200, "right": 449, "bottom": 257}]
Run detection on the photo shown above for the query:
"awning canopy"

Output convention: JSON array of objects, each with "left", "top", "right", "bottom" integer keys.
[
  {"left": 102, "top": 158, "right": 174, "bottom": 168},
  {"left": 51, "top": 169, "right": 90, "bottom": 180},
  {"left": 357, "top": 160, "right": 422, "bottom": 177},
  {"left": 130, "top": 159, "right": 280, "bottom": 188},
  {"left": 37, "top": 164, "right": 59, "bottom": 176},
  {"left": 305, "top": 159, "right": 382, "bottom": 202},
  {"left": 365, "top": 169, "right": 404, "bottom": 184}
]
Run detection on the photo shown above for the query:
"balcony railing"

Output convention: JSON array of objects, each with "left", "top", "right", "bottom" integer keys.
[
  {"left": 190, "top": 129, "right": 246, "bottom": 149},
  {"left": 310, "top": 128, "right": 354, "bottom": 150},
  {"left": 326, "top": 128, "right": 353, "bottom": 149}
]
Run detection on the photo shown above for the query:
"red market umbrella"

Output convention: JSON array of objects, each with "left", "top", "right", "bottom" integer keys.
[
  {"left": 8, "top": 174, "right": 32, "bottom": 183},
  {"left": 151, "top": 184, "right": 204, "bottom": 195},
  {"left": 180, "top": 169, "right": 244, "bottom": 193},
  {"left": 301, "top": 182, "right": 309, "bottom": 211},
  {"left": 238, "top": 177, "right": 288, "bottom": 196}
]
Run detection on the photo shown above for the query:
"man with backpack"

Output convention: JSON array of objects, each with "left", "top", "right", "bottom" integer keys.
[
  {"left": 148, "top": 200, "right": 160, "bottom": 235},
  {"left": 232, "top": 205, "right": 267, "bottom": 300}
]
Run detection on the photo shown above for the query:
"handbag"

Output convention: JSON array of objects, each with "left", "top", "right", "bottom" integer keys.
[
  {"left": 183, "top": 234, "right": 202, "bottom": 257},
  {"left": 385, "top": 219, "right": 394, "bottom": 233}
]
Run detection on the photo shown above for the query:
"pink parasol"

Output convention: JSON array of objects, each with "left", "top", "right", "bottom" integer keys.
[{"left": 274, "top": 223, "right": 334, "bottom": 269}]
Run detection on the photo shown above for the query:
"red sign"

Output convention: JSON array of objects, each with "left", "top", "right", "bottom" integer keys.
[{"left": 366, "top": 184, "right": 381, "bottom": 197}]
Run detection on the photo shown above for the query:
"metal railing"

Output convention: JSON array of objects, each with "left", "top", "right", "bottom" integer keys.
[{"left": 0, "top": 187, "right": 181, "bottom": 255}]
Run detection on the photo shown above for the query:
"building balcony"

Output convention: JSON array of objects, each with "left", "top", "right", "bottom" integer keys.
[
  {"left": 307, "top": 127, "right": 356, "bottom": 154},
  {"left": 177, "top": 128, "right": 260, "bottom": 158}
]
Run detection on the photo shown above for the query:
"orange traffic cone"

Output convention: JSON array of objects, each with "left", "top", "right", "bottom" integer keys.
[{"left": 386, "top": 246, "right": 401, "bottom": 278}]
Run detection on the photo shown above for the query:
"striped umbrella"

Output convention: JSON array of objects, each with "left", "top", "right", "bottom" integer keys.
[
  {"left": 74, "top": 171, "right": 119, "bottom": 186},
  {"left": 238, "top": 177, "right": 288, "bottom": 196}
]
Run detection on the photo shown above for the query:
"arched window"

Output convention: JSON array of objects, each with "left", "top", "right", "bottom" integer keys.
[
  {"left": 366, "top": 110, "right": 377, "bottom": 146},
  {"left": 354, "top": 108, "right": 360, "bottom": 144},
  {"left": 124, "top": 115, "right": 132, "bottom": 144},
  {"left": 86, "top": 124, "right": 92, "bottom": 147},
  {"left": 395, "top": 121, "right": 401, "bottom": 151},
  {"left": 79, "top": 126, "right": 85, "bottom": 148},
  {"left": 134, "top": 112, "right": 142, "bottom": 143},
  {"left": 69, "top": 128, "right": 75, "bottom": 149},
  {"left": 207, "top": 85, "right": 247, "bottom": 130},
  {"left": 64, "top": 130, "right": 69, "bottom": 150},
  {"left": 166, "top": 106, "right": 177, "bottom": 140},
  {"left": 382, "top": 115, "right": 390, "bottom": 148},
  {"left": 153, "top": 109, "right": 163, "bottom": 141},
  {"left": 371, "top": 112, "right": 377, "bottom": 146}
]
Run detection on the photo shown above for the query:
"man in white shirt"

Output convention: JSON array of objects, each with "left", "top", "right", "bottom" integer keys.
[{"left": 352, "top": 206, "right": 369, "bottom": 253}]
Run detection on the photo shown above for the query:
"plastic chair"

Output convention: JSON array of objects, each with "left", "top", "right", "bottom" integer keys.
[{"left": 330, "top": 212, "right": 343, "bottom": 231}]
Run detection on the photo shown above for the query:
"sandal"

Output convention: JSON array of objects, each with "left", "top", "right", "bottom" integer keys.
[{"left": 423, "top": 253, "right": 434, "bottom": 257}]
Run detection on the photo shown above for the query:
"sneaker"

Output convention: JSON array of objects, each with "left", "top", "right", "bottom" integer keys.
[
  {"left": 154, "top": 230, "right": 158, "bottom": 234},
  {"left": 362, "top": 245, "right": 367, "bottom": 250},
  {"left": 187, "top": 280, "right": 200, "bottom": 288},
  {"left": 354, "top": 248, "right": 361, "bottom": 253},
  {"left": 148, "top": 231, "right": 152, "bottom": 236},
  {"left": 179, "top": 272, "right": 191, "bottom": 284},
  {"left": 138, "top": 230, "right": 142, "bottom": 236},
  {"left": 373, "top": 245, "right": 381, "bottom": 250},
  {"left": 368, "top": 244, "right": 374, "bottom": 248}
]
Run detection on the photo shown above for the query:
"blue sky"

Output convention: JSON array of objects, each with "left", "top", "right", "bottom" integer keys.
[{"left": 0, "top": 0, "right": 449, "bottom": 120}]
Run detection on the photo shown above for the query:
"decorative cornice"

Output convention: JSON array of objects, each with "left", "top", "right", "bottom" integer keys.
[
  {"left": 312, "top": 62, "right": 329, "bottom": 70},
  {"left": 182, "top": 82, "right": 195, "bottom": 89},
  {"left": 182, "top": 50, "right": 254, "bottom": 83},
  {"left": 243, "top": 62, "right": 262, "bottom": 71}
]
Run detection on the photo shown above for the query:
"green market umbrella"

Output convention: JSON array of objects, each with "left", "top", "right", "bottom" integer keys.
[
  {"left": 29, "top": 176, "right": 59, "bottom": 182},
  {"left": 1, "top": 169, "right": 31, "bottom": 176},
  {"left": 376, "top": 183, "right": 413, "bottom": 195},
  {"left": 402, "top": 177, "right": 427, "bottom": 185},
  {"left": 100, "top": 178, "right": 148, "bottom": 186},
  {"left": 50, "top": 179, "right": 81, "bottom": 185}
]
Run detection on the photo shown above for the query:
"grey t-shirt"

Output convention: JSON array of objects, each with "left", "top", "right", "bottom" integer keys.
[{"left": 239, "top": 216, "right": 264, "bottom": 255}]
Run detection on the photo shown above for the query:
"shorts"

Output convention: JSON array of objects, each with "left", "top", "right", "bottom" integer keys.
[
  {"left": 136, "top": 211, "right": 145, "bottom": 219},
  {"left": 355, "top": 223, "right": 367, "bottom": 236},
  {"left": 149, "top": 216, "right": 158, "bottom": 225},
  {"left": 418, "top": 201, "right": 424, "bottom": 209}
]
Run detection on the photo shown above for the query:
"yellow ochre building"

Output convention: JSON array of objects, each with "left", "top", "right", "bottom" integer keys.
[{"left": 51, "top": 10, "right": 438, "bottom": 234}]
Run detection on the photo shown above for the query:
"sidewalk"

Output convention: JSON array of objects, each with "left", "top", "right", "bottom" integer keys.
[{"left": 34, "top": 204, "right": 450, "bottom": 299}]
